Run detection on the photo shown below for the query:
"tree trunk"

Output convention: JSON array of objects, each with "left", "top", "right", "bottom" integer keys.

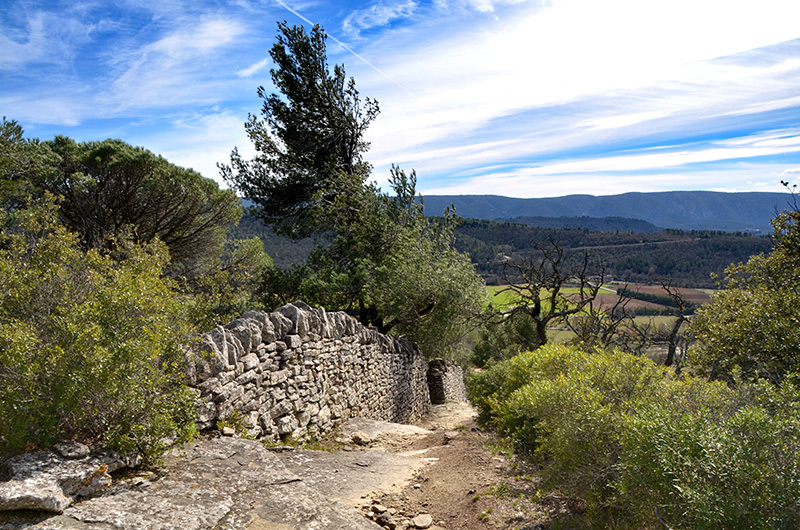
[{"left": 664, "top": 316, "right": 685, "bottom": 366}]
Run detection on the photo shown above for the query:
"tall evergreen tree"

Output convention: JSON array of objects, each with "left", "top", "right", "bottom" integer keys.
[
  {"left": 220, "top": 22, "right": 379, "bottom": 237},
  {"left": 223, "top": 23, "right": 485, "bottom": 359}
]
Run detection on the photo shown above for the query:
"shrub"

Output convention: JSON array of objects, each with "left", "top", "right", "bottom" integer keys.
[
  {"left": 0, "top": 197, "right": 196, "bottom": 462},
  {"left": 616, "top": 378, "right": 800, "bottom": 529},
  {"left": 468, "top": 345, "right": 800, "bottom": 528},
  {"left": 689, "top": 208, "right": 800, "bottom": 384},
  {"left": 471, "top": 346, "right": 672, "bottom": 505}
]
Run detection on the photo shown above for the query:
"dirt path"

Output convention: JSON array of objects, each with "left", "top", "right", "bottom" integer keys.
[{"left": 307, "top": 403, "right": 570, "bottom": 530}]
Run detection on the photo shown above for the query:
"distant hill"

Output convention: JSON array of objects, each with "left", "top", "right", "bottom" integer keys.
[{"left": 422, "top": 191, "right": 793, "bottom": 233}]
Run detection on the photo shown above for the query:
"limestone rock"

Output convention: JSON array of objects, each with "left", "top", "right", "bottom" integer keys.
[
  {"left": 412, "top": 513, "right": 434, "bottom": 529},
  {"left": 375, "top": 511, "right": 397, "bottom": 528},
  {"left": 52, "top": 442, "right": 90, "bottom": 460},
  {"left": 351, "top": 431, "right": 373, "bottom": 446},
  {"left": 9, "top": 437, "right": 381, "bottom": 530},
  {"left": 0, "top": 448, "right": 139, "bottom": 513}
]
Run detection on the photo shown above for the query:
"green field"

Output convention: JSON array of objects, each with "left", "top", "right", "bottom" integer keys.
[{"left": 486, "top": 284, "right": 592, "bottom": 310}]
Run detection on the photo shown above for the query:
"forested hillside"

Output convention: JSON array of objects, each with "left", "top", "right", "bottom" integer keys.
[
  {"left": 456, "top": 219, "right": 774, "bottom": 286},
  {"left": 239, "top": 210, "right": 774, "bottom": 287},
  {"left": 508, "top": 215, "right": 662, "bottom": 232}
]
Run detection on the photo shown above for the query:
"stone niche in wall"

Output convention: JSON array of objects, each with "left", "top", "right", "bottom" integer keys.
[{"left": 185, "top": 302, "right": 466, "bottom": 441}]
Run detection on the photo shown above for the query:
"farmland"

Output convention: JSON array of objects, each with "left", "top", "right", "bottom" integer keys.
[{"left": 486, "top": 282, "right": 711, "bottom": 312}]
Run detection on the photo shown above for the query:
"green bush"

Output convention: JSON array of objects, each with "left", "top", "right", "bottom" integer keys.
[
  {"left": 0, "top": 197, "right": 196, "bottom": 462},
  {"left": 468, "top": 345, "right": 800, "bottom": 528},
  {"left": 616, "top": 378, "right": 800, "bottom": 529},
  {"left": 471, "top": 346, "right": 672, "bottom": 504}
]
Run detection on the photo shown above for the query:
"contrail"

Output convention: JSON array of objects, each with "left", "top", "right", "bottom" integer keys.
[{"left": 273, "top": 0, "right": 415, "bottom": 97}]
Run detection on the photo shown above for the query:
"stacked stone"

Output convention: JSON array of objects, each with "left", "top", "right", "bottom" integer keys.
[
  {"left": 426, "top": 360, "right": 468, "bottom": 405},
  {"left": 187, "top": 302, "right": 431, "bottom": 441},
  {"left": 440, "top": 362, "right": 468, "bottom": 404}
]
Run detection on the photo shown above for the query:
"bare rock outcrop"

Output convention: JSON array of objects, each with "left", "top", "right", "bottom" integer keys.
[
  {"left": 1, "top": 437, "right": 380, "bottom": 529},
  {"left": 0, "top": 442, "right": 140, "bottom": 514}
]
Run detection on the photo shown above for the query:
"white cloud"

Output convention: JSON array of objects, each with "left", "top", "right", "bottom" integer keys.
[
  {"left": 436, "top": 0, "right": 538, "bottom": 13},
  {"left": 422, "top": 164, "right": 797, "bottom": 198},
  {"left": 352, "top": 0, "right": 800, "bottom": 192},
  {"left": 577, "top": 110, "right": 674, "bottom": 132},
  {"left": 103, "top": 17, "right": 246, "bottom": 111},
  {"left": 237, "top": 58, "right": 270, "bottom": 78},
  {"left": 135, "top": 111, "right": 255, "bottom": 187},
  {"left": 0, "top": 11, "right": 93, "bottom": 70},
  {"left": 343, "top": 1, "right": 418, "bottom": 37},
  {"left": 778, "top": 167, "right": 800, "bottom": 186}
]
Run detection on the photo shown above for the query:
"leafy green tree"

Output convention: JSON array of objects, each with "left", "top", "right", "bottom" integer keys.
[
  {"left": 220, "top": 22, "right": 378, "bottom": 237},
  {"left": 690, "top": 196, "right": 800, "bottom": 384},
  {"left": 0, "top": 196, "right": 196, "bottom": 461},
  {"left": 0, "top": 117, "right": 58, "bottom": 209},
  {"left": 186, "top": 236, "right": 273, "bottom": 330},
  {"left": 35, "top": 136, "right": 242, "bottom": 278},
  {"left": 225, "top": 23, "right": 485, "bottom": 359},
  {"left": 472, "top": 311, "right": 539, "bottom": 367},
  {"left": 259, "top": 168, "right": 485, "bottom": 359},
  {"left": 357, "top": 169, "right": 486, "bottom": 359}
]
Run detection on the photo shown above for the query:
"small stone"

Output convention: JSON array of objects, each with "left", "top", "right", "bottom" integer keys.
[
  {"left": 222, "top": 426, "right": 236, "bottom": 436},
  {"left": 53, "top": 440, "right": 90, "bottom": 459},
  {"left": 412, "top": 514, "right": 433, "bottom": 529},
  {"left": 442, "top": 431, "right": 459, "bottom": 444},
  {"left": 375, "top": 512, "right": 397, "bottom": 529},
  {"left": 373, "top": 503, "right": 388, "bottom": 513},
  {"left": 351, "top": 431, "right": 372, "bottom": 445}
]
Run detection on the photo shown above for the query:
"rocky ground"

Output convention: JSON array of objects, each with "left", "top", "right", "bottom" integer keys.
[{"left": 1, "top": 403, "right": 580, "bottom": 529}]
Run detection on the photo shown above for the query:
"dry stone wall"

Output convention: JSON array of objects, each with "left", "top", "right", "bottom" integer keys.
[
  {"left": 426, "top": 360, "right": 468, "bottom": 405},
  {"left": 187, "top": 302, "right": 461, "bottom": 441}
]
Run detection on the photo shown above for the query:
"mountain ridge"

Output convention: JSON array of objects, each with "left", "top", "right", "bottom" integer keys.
[{"left": 421, "top": 191, "right": 793, "bottom": 233}]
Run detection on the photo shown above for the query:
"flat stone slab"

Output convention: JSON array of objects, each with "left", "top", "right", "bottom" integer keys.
[
  {"left": 276, "top": 448, "right": 434, "bottom": 508},
  {"left": 337, "top": 418, "right": 432, "bottom": 442},
  {"left": 1, "top": 437, "right": 380, "bottom": 530},
  {"left": 0, "top": 445, "right": 139, "bottom": 514}
]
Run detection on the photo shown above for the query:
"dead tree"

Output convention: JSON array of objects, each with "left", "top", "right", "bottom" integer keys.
[
  {"left": 658, "top": 279, "right": 692, "bottom": 372},
  {"left": 565, "top": 283, "right": 650, "bottom": 355},
  {"left": 493, "top": 240, "right": 602, "bottom": 350}
]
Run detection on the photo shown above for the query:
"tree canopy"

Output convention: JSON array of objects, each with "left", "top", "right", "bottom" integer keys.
[
  {"left": 224, "top": 23, "right": 485, "bottom": 359},
  {"left": 37, "top": 136, "right": 242, "bottom": 277},
  {"left": 220, "top": 22, "right": 378, "bottom": 237},
  {"left": 690, "top": 194, "right": 800, "bottom": 383}
]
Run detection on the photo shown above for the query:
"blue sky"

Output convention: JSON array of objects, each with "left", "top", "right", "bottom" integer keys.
[{"left": 2, "top": 0, "right": 800, "bottom": 197}]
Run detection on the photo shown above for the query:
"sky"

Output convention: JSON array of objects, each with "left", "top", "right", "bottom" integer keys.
[{"left": 2, "top": 0, "right": 800, "bottom": 198}]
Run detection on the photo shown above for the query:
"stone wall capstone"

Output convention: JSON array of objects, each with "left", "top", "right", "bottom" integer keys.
[{"left": 186, "top": 302, "right": 448, "bottom": 441}]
